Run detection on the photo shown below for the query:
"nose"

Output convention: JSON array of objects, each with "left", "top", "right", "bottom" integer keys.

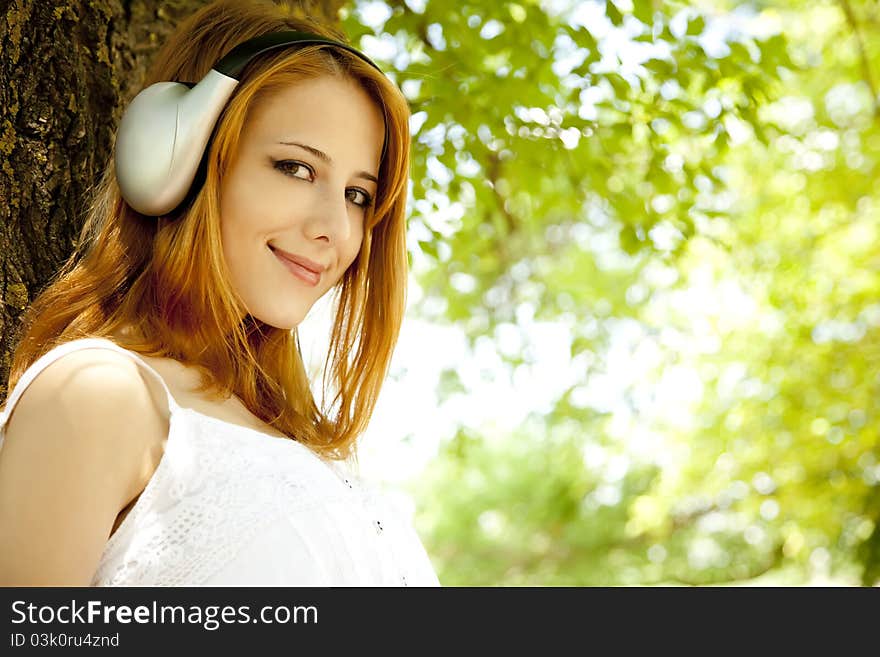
[{"left": 302, "top": 186, "right": 352, "bottom": 244}]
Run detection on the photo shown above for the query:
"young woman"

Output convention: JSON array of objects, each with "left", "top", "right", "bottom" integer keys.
[{"left": 0, "top": 0, "right": 439, "bottom": 586}]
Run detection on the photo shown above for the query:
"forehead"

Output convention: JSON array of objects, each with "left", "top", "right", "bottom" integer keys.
[{"left": 244, "top": 75, "right": 385, "bottom": 159}]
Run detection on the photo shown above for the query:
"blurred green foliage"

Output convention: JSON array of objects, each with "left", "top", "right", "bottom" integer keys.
[{"left": 343, "top": 0, "right": 880, "bottom": 585}]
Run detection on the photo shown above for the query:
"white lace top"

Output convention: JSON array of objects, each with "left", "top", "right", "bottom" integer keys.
[{"left": 0, "top": 338, "right": 440, "bottom": 587}]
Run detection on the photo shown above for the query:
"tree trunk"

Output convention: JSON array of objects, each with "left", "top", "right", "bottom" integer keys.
[{"left": 0, "top": 0, "right": 208, "bottom": 402}]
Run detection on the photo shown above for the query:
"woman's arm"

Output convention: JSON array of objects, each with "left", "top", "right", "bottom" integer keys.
[{"left": 0, "top": 350, "right": 168, "bottom": 585}]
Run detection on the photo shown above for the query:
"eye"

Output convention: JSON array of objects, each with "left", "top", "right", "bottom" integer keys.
[
  {"left": 346, "top": 187, "right": 373, "bottom": 209},
  {"left": 274, "top": 160, "right": 314, "bottom": 181}
]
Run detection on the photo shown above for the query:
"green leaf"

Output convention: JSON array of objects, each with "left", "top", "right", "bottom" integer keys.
[
  {"left": 687, "top": 15, "right": 705, "bottom": 37},
  {"left": 633, "top": 0, "right": 654, "bottom": 26},
  {"left": 605, "top": 0, "right": 624, "bottom": 27},
  {"left": 419, "top": 239, "right": 438, "bottom": 259}
]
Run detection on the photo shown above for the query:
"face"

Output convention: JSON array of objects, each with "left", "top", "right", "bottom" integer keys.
[{"left": 219, "top": 74, "right": 385, "bottom": 329}]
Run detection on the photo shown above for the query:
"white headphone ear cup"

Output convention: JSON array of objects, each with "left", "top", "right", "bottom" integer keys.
[{"left": 114, "top": 70, "right": 238, "bottom": 216}]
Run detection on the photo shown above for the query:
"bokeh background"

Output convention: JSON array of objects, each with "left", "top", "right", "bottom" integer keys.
[
  {"left": 1, "top": 0, "right": 877, "bottom": 586},
  {"left": 300, "top": 0, "right": 880, "bottom": 586}
]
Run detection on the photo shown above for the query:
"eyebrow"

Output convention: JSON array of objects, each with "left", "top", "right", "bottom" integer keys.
[{"left": 278, "top": 141, "right": 379, "bottom": 184}]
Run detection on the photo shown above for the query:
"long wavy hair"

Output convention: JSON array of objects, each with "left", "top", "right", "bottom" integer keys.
[{"left": 2, "top": 0, "right": 411, "bottom": 461}]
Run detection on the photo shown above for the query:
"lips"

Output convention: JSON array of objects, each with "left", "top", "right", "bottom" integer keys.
[
  {"left": 270, "top": 246, "right": 326, "bottom": 274},
  {"left": 270, "top": 246, "right": 324, "bottom": 286}
]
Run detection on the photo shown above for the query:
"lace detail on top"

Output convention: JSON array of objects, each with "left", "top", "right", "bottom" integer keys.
[{"left": 0, "top": 338, "right": 440, "bottom": 587}]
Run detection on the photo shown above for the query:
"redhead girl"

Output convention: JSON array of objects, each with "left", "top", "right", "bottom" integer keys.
[{"left": 0, "top": 0, "right": 438, "bottom": 587}]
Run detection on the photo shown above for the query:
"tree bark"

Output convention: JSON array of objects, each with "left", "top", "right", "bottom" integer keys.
[{"left": 0, "top": 0, "right": 207, "bottom": 402}]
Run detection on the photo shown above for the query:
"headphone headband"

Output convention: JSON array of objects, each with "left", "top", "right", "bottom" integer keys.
[{"left": 215, "top": 30, "right": 384, "bottom": 79}]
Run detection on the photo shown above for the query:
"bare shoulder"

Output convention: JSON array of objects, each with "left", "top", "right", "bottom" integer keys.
[
  {"left": 0, "top": 346, "right": 168, "bottom": 585},
  {"left": 6, "top": 346, "right": 170, "bottom": 446}
]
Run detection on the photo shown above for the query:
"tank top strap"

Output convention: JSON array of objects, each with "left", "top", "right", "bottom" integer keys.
[{"left": 0, "top": 338, "right": 181, "bottom": 443}]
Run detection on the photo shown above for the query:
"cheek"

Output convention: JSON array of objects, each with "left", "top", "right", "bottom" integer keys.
[
  {"left": 218, "top": 163, "right": 267, "bottom": 236},
  {"left": 218, "top": 206, "right": 240, "bottom": 264},
  {"left": 331, "top": 228, "right": 366, "bottom": 286},
  {"left": 218, "top": 187, "right": 241, "bottom": 249},
  {"left": 347, "top": 225, "right": 368, "bottom": 268},
  {"left": 218, "top": 196, "right": 257, "bottom": 285}
]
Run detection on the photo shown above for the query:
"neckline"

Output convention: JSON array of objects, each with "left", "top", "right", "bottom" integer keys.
[
  {"left": 180, "top": 405, "right": 301, "bottom": 446},
  {"left": 176, "top": 405, "right": 349, "bottom": 471}
]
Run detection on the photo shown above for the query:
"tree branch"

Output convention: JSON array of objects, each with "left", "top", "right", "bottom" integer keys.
[
  {"left": 837, "top": 0, "right": 880, "bottom": 119},
  {"left": 486, "top": 151, "right": 518, "bottom": 237}
]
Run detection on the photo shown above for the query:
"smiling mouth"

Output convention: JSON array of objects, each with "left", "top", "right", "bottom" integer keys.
[{"left": 270, "top": 246, "right": 321, "bottom": 286}]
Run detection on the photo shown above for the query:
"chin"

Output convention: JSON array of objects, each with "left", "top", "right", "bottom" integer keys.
[
  {"left": 250, "top": 307, "right": 311, "bottom": 331},
  {"left": 256, "top": 317, "right": 304, "bottom": 332}
]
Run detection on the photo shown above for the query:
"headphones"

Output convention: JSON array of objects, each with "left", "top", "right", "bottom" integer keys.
[{"left": 114, "top": 31, "right": 386, "bottom": 217}]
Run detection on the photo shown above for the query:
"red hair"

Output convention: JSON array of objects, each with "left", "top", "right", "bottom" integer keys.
[{"left": 3, "top": 0, "right": 411, "bottom": 461}]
